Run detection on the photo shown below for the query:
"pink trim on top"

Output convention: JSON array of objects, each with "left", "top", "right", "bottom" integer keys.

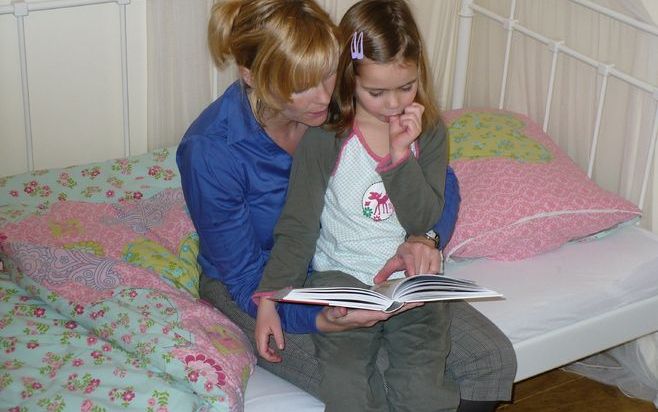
[
  {"left": 252, "top": 290, "right": 278, "bottom": 305},
  {"left": 376, "top": 149, "right": 411, "bottom": 173},
  {"left": 336, "top": 122, "right": 421, "bottom": 174},
  {"left": 352, "top": 122, "right": 386, "bottom": 162},
  {"left": 375, "top": 132, "right": 420, "bottom": 173}
]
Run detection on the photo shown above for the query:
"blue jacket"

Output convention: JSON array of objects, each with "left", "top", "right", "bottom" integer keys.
[{"left": 177, "top": 81, "right": 460, "bottom": 334}]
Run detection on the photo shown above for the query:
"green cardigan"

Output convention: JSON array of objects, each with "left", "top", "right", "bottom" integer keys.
[{"left": 257, "top": 122, "right": 448, "bottom": 293}]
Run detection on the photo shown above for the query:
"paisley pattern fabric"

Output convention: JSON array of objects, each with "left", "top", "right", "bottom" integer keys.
[
  {"left": 443, "top": 109, "right": 641, "bottom": 261},
  {"left": 107, "top": 189, "right": 186, "bottom": 234},
  {"left": 0, "top": 182, "right": 255, "bottom": 411},
  {"left": 4, "top": 242, "right": 121, "bottom": 290}
]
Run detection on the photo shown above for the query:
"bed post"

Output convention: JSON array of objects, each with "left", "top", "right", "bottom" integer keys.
[
  {"left": 8, "top": 0, "right": 35, "bottom": 171},
  {"left": 451, "top": 0, "right": 474, "bottom": 110}
]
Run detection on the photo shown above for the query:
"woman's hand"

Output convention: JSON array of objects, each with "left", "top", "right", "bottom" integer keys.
[
  {"left": 255, "top": 298, "right": 284, "bottom": 362},
  {"left": 315, "top": 303, "right": 424, "bottom": 333},
  {"left": 373, "top": 237, "right": 441, "bottom": 283}
]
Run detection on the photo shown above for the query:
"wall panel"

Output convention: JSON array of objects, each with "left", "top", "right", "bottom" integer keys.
[{"left": 0, "top": 0, "right": 146, "bottom": 176}]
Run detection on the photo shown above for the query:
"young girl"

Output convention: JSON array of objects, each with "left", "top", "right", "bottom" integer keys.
[{"left": 254, "top": 0, "right": 460, "bottom": 410}]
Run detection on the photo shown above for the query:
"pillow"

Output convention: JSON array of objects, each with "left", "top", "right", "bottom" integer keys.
[{"left": 443, "top": 109, "right": 641, "bottom": 261}]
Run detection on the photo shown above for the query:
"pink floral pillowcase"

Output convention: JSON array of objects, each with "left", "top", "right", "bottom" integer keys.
[{"left": 443, "top": 109, "right": 641, "bottom": 261}]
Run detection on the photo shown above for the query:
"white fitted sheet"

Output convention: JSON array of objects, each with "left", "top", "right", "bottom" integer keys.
[
  {"left": 448, "top": 225, "right": 658, "bottom": 345},
  {"left": 243, "top": 225, "right": 658, "bottom": 409},
  {"left": 244, "top": 367, "right": 324, "bottom": 412}
]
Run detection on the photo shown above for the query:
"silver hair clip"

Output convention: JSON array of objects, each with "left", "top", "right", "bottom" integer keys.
[{"left": 351, "top": 31, "right": 364, "bottom": 60}]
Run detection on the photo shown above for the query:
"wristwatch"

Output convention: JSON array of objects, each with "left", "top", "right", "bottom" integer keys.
[
  {"left": 405, "top": 230, "right": 441, "bottom": 249},
  {"left": 423, "top": 229, "right": 441, "bottom": 249}
]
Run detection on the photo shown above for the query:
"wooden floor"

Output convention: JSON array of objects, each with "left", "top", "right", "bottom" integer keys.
[{"left": 497, "top": 369, "right": 656, "bottom": 411}]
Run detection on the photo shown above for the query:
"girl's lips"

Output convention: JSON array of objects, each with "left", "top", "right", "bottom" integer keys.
[{"left": 384, "top": 113, "right": 401, "bottom": 122}]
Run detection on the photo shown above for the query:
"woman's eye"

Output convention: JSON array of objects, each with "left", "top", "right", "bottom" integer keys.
[
  {"left": 369, "top": 91, "right": 383, "bottom": 97},
  {"left": 401, "top": 85, "right": 413, "bottom": 92}
]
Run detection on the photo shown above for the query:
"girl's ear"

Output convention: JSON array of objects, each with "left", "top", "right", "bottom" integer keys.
[{"left": 238, "top": 66, "right": 254, "bottom": 88}]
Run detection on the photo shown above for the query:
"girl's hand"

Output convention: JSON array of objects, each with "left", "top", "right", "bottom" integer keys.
[
  {"left": 389, "top": 102, "right": 425, "bottom": 163},
  {"left": 255, "top": 298, "right": 284, "bottom": 362}
]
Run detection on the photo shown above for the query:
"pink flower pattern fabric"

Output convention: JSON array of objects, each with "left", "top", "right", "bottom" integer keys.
[
  {"left": 0, "top": 188, "right": 256, "bottom": 411},
  {"left": 0, "top": 147, "right": 180, "bottom": 227},
  {"left": 443, "top": 109, "right": 641, "bottom": 261}
]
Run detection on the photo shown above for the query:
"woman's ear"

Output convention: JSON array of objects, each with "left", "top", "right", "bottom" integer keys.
[{"left": 239, "top": 66, "right": 254, "bottom": 88}]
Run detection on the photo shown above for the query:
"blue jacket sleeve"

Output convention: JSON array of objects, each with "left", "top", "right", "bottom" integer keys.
[
  {"left": 176, "top": 136, "right": 321, "bottom": 333},
  {"left": 434, "top": 165, "right": 460, "bottom": 249}
]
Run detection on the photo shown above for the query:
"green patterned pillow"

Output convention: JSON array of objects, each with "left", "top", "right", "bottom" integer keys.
[{"left": 449, "top": 112, "right": 553, "bottom": 163}]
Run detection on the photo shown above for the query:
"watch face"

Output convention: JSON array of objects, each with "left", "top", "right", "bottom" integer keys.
[
  {"left": 423, "top": 231, "right": 440, "bottom": 248},
  {"left": 424, "top": 230, "right": 441, "bottom": 249}
]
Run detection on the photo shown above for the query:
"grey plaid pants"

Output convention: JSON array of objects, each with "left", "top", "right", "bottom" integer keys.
[{"left": 199, "top": 274, "right": 516, "bottom": 403}]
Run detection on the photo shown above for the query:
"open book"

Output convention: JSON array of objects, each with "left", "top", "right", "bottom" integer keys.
[{"left": 273, "top": 274, "right": 502, "bottom": 313}]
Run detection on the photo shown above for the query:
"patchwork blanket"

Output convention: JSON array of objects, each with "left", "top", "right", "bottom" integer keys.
[{"left": 0, "top": 148, "right": 256, "bottom": 412}]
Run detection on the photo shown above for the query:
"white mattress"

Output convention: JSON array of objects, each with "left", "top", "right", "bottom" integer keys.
[
  {"left": 243, "top": 225, "right": 658, "bottom": 410},
  {"left": 244, "top": 367, "right": 324, "bottom": 412},
  {"left": 447, "top": 225, "right": 658, "bottom": 381},
  {"left": 448, "top": 225, "right": 658, "bottom": 345}
]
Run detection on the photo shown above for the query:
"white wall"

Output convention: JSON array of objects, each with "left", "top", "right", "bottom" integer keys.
[
  {"left": 1, "top": 0, "right": 655, "bottom": 232},
  {"left": 0, "top": 0, "right": 146, "bottom": 177},
  {"left": 641, "top": 0, "right": 658, "bottom": 232},
  {"left": 213, "top": 0, "right": 461, "bottom": 110},
  {"left": 642, "top": 0, "right": 658, "bottom": 23},
  {"left": 2, "top": 0, "right": 454, "bottom": 177}
]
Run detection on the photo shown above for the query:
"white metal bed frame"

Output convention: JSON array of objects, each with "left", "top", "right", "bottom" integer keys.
[
  {"left": 3, "top": 0, "right": 655, "bottom": 207},
  {"left": 513, "top": 288, "right": 658, "bottom": 382},
  {"left": 452, "top": 0, "right": 658, "bottom": 212},
  {"left": 0, "top": 0, "right": 134, "bottom": 171},
  {"left": 2, "top": 0, "right": 658, "bottom": 405},
  {"left": 451, "top": 0, "right": 658, "bottom": 382}
]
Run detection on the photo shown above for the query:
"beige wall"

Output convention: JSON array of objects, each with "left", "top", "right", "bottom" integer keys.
[
  {"left": 642, "top": 0, "right": 658, "bottom": 23},
  {"left": 1, "top": 0, "right": 656, "bottom": 232},
  {"left": 2, "top": 0, "right": 454, "bottom": 177},
  {"left": 0, "top": 0, "right": 147, "bottom": 177},
  {"left": 639, "top": 0, "right": 658, "bottom": 232}
]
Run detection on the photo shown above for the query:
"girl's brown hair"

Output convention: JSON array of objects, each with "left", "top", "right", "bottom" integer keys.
[
  {"left": 208, "top": 0, "right": 340, "bottom": 120},
  {"left": 329, "top": 0, "right": 440, "bottom": 134}
]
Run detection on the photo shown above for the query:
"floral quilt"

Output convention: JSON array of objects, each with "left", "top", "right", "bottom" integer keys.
[
  {"left": 0, "top": 149, "right": 256, "bottom": 411},
  {"left": 0, "top": 147, "right": 182, "bottom": 226}
]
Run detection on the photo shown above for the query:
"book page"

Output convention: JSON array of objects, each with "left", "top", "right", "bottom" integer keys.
[
  {"left": 370, "top": 277, "right": 406, "bottom": 299},
  {"left": 274, "top": 287, "right": 393, "bottom": 311}
]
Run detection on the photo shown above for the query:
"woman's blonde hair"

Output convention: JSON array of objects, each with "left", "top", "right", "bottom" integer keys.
[
  {"left": 329, "top": 0, "right": 440, "bottom": 134},
  {"left": 209, "top": 0, "right": 340, "bottom": 120}
]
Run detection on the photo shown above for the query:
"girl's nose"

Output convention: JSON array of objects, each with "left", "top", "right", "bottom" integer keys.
[{"left": 385, "top": 92, "right": 399, "bottom": 109}]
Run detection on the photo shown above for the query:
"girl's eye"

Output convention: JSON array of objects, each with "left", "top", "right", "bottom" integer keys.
[
  {"left": 369, "top": 91, "right": 383, "bottom": 97},
  {"left": 401, "top": 85, "right": 413, "bottom": 92}
]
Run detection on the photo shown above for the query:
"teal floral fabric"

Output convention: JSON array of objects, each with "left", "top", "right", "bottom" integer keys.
[
  {"left": 0, "top": 147, "right": 180, "bottom": 226},
  {"left": 0, "top": 148, "right": 257, "bottom": 411}
]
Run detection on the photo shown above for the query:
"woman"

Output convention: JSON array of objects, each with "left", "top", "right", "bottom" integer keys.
[{"left": 176, "top": 1, "right": 515, "bottom": 411}]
